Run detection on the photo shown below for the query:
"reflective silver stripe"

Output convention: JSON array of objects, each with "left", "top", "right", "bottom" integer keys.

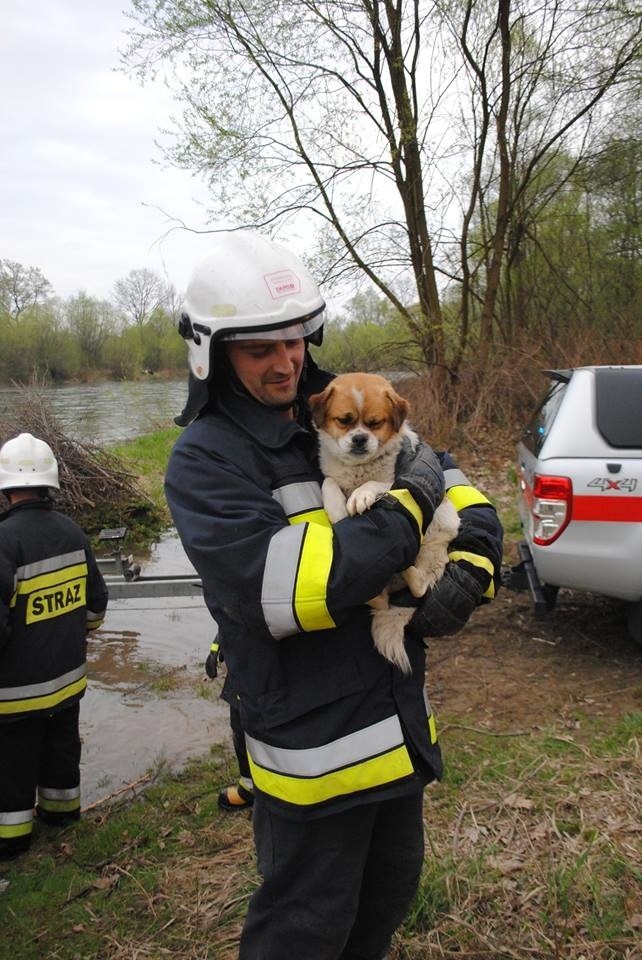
[
  {"left": 444, "top": 467, "right": 470, "bottom": 489},
  {"left": 246, "top": 714, "right": 405, "bottom": 777},
  {"left": 16, "top": 549, "right": 86, "bottom": 581},
  {"left": 0, "top": 810, "right": 33, "bottom": 826},
  {"left": 0, "top": 663, "right": 86, "bottom": 702},
  {"left": 38, "top": 785, "right": 80, "bottom": 801},
  {"left": 273, "top": 481, "right": 323, "bottom": 518},
  {"left": 261, "top": 524, "right": 305, "bottom": 637}
]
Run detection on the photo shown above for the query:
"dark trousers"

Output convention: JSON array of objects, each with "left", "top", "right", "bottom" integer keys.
[
  {"left": 0, "top": 703, "right": 81, "bottom": 855},
  {"left": 229, "top": 703, "right": 252, "bottom": 781},
  {"left": 239, "top": 789, "right": 425, "bottom": 960}
]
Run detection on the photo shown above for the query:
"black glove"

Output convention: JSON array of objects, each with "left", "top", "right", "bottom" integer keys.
[
  {"left": 392, "top": 441, "right": 445, "bottom": 530},
  {"left": 402, "top": 561, "right": 484, "bottom": 638},
  {"left": 205, "top": 637, "right": 221, "bottom": 679}
]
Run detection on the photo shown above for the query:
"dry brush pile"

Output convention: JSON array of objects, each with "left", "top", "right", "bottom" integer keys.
[{"left": 0, "top": 383, "right": 158, "bottom": 538}]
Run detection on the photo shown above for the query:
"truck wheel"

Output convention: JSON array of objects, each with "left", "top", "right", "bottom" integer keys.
[{"left": 626, "top": 600, "right": 642, "bottom": 645}]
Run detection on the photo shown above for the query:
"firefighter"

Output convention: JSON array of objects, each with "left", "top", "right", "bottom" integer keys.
[
  {"left": 0, "top": 433, "right": 108, "bottom": 860},
  {"left": 165, "top": 232, "right": 503, "bottom": 959}
]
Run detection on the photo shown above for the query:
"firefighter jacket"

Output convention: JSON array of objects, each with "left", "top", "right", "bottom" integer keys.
[
  {"left": 165, "top": 370, "right": 501, "bottom": 820},
  {"left": 430, "top": 451, "right": 502, "bottom": 601},
  {"left": 0, "top": 499, "right": 108, "bottom": 722}
]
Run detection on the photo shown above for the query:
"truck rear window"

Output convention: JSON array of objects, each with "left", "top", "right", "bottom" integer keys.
[
  {"left": 595, "top": 368, "right": 642, "bottom": 448},
  {"left": 522, "top": 381, "right": 566, "bottom": 456}
]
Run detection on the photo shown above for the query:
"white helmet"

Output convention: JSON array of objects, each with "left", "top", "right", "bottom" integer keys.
[
  {"left": 176, "top": 232, "right": 325, "bottom": 424},
  {"left": 0, "top": 433, "right": 60, "bottom": 491}
]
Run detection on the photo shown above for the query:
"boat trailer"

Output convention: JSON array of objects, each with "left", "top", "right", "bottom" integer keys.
[{"left": 97, "top": 527, "right": 203, "bottom": 600}]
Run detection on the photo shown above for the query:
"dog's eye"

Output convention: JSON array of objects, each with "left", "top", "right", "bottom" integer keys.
[
  {"left": 336, "top": 415, "right": 354, "bottom": 426},
  {"left": 366, "top": 419, "right": 384, "bottom": 429}
]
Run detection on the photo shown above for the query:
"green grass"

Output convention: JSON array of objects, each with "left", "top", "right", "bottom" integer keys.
[
  {"left": 2, "top": 715, "right": 640, "bottom": 960},
  {"left": 110, "top": 425, "right": 181, "bottom": 517}
]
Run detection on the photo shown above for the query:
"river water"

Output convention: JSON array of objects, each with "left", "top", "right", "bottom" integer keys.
[
  {"left": 0, "top": 378, "right": 189, "bottom": 444},
  {"left": 2, "top": 379, "right": 233, "bottom": 807}
]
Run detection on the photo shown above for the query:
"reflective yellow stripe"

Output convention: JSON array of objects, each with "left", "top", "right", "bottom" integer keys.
[
  {"left": 448, "top": 549, "right": 496, "bottom": 598},
  {"left": 290, "top": 508, "right": 332, "bottom": 528},
  {"left": 428, "top": 712, "right": 437, "bottom": 744},
  {"left": 248, "top": 743, "right": 414, "bottom": 806},
  {"left": 38, "top": 797, "right": 80, "bottom": 813},
  {"left": 0, "top": 810, "right": 33, "bottom": 839},
  {"left": 0, "top": 674, "right": 86, "bottom": 716},
  {"left": 0, "top": 822, "right": 33, "bottom": 839},
  {"left": 26, "top": 577, "right": 86, "bottom": 624},
  {"left": 388, "top": 489, "right": 423, "bottom": 534},
  {"left": 446, "top": 485, "right": 491, "bottom": 511},
  {"left": 294, "top": 525, "right": 336, "bottom": 631},
  {"left": 448, "top": 550, "right": 494, "bottom": 577},
  {"left": 17, "top": 562, "right": 88, "bottom": 595}
]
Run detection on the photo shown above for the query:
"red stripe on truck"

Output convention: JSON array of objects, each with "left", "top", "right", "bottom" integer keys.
[{"left": 573, "top": 495, "right": 642, "bottom": 522}]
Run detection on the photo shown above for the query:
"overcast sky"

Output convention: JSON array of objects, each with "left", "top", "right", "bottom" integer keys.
[{"left": 1, "top": 0, "right": 219, "bottom": 302}]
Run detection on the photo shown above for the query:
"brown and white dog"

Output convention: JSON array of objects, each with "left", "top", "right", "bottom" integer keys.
[{"left": 308, "top": 372, "right": 459, "bottom": 674}]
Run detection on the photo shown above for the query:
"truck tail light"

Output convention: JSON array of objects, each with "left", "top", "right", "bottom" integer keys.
[{"left": 532, "top": 475, "right": 572, "bottom": 545}]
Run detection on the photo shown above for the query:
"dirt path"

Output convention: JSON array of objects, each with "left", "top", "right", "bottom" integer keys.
[{"left": 430, "top": 585, "right": 642, "bottom": 732}]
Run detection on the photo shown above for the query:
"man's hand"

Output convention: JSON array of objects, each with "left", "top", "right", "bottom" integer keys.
[
  {"left": 205, "top": 636, "right": 221, "bottom": 678},
  {"left": 205, "top": 651, "right": 218, "bottom": 678},
  {"left": 402, "top": 561, "right": 484, "bottom": 638},
  {"left": 392, "top": 441, "right": 445, "bottom": 530}
]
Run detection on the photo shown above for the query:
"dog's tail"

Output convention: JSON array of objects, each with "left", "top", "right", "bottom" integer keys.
[{"left": 371, "top": 607, "right": 413, "bottom": 675}]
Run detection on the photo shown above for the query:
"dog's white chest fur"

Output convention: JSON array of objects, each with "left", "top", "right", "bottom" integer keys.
[
  {"left": 308, "top": 371, "right": 460, "bottom": 674},
  {"left": 316, "top": 425, "right": 459, "bottom": 674},
  {"left": 318, "top": 433, "right": 405, "bottom": 523},
  {"left": 318, "top": 434, "right": 403, "bottom": 495}
]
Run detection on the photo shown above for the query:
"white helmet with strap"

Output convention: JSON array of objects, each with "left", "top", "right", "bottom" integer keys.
[
  {"left": 175, "top": 232, "right": 325, "bottom": 424},
  {"left": 0, "top": 432, "right": 60, "bottom": 491}
]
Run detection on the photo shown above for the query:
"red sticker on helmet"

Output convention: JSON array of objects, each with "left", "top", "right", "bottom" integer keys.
[{"left": 264, "top": 270, "right": 301, "bottom": 299}]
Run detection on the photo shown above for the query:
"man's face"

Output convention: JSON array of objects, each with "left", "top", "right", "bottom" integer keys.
[{"left": 225, "top": 337, "right": 306, "bottom": 408}]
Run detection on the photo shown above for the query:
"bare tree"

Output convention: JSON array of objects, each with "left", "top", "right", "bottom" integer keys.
[
  {"left": 112, "top": 268, "right": 170, "bottom": 327},
  {"left": 443, "top": 0, "right": 642, "bottom": 365},
  {"left": 123, "top": 0, "right": 642, "bottom": 375},
  {"left": 0, "top": 259, "right": 53, "bottom": 318},
  {"left": 124, "top": 0, "right": 454, "bottom": 369}
]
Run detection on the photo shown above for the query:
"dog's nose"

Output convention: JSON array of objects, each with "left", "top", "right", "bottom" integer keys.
[{"left": 351, "top": 433, "right": 369, "bottom": 451}]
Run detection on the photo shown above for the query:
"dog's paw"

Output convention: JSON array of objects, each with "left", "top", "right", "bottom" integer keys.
[
  {"left": 346, "top": 480, "right": 390, "bottom": 516},
  {"left": 403, "top": 564, "right": 431, "bottom": 598},
  {"left": 322, "top": 477, "right": 349, "bottom": 523}
]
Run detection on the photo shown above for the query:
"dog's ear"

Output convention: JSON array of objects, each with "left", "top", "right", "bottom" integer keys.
[
  {"left": 386, "top": 389, "right": 409, "bottom": 432},
  {"left": 308, "top": 385, "right": 334, "bottom": 427}
]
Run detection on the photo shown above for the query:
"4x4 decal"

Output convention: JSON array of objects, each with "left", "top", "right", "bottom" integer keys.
[{"left": 587, "top": 477, "right": 638, "bottom": 492}]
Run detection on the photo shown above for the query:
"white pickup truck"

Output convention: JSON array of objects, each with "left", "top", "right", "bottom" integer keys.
[{"left": 513, "top": 365, "right": 642, "bottom": 643}]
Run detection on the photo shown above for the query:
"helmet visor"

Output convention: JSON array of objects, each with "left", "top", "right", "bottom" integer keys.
[{"left": 219, "top": 306, "right": 325, "bottom": 342}]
